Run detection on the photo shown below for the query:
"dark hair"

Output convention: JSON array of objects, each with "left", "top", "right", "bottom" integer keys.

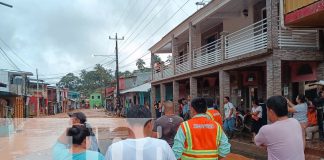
[
  {"left": 69, "top": 112, "right": 87, "bottom": 124},
  {"left": 67, "top": 125, "right": 90, "bottom": 145},
  {"left": 266, "top": 96, "right": 288, "bottom": 117},
  {"left": 224, "top": 96, "right": 230, "bottom": 101},
  {"left": 126, "top": 105, "right": 152, "bottom": 126},
  {"left": 191, "top": 97, "right": 207, "bottom": 113},
  {"left": 252, "top": 99, "right": 259, "bottom": 106},
  {"left": 297, "top": 94, "right": 306, "bottom": 103},
  {"left": 205, "top": 98, "right": 214, "bottom": 108}
]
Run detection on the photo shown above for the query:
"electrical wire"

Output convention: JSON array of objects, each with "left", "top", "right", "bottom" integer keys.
[
  {"left": 119, "top": 0, "right": 190, "bottom": 64},
  {"left": 119, "top": 0, "right": 162, "bottom": 48},
  {"left": 0, "top": 46, "right": 20, "bottom": 70},
  {"left": 119, "top": 0, "right": 171, "bottom": 50}
]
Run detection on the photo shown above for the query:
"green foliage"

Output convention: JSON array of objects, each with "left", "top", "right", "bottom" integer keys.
[
  {"left": 58, "top": 64, "right": 114, "bottom": 96},
  {"left": 152, "top": 55, "right": 161, "bottom": 63},
  {"left": 136, "top": 58, "right": 146, "bottom": 71},
  {"left": 57, "top": 73, "right": 81, "bottom": 91}
]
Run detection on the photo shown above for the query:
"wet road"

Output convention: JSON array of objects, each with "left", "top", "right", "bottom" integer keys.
[{"left": 0, "top": 109, "right": 251, "bottom": 160}]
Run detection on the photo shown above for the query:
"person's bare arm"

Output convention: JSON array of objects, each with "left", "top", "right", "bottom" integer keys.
[
  {"left": 286, "top": 98, "right": 296, "bottom": 113},
  {"left": 228, "top": 108, "right": 234, "bottom": 119}
]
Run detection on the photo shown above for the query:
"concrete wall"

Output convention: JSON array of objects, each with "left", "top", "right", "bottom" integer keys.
[{"left": 223, "top": 4, "right": 254, "bottom": 33}]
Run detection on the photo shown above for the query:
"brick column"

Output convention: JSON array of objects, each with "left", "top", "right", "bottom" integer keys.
[
  {"left": 220, "top": 31, "right": 229, "bottom": 60},
  {"left": 189, "top": 22, "right": 201, "bottom": 69},
  {"left": 161, "top": 83, "right": 166, "bottom": 103},
  {"left": 219, "top": 70, "right": 230, "bottom": 116},
  {"left": 173, "top": 80, "right": 180, "bottom": 114},
  {"left": 317, "top": 62, "right": 324, "bottom": 80},
  {"left": 267, "top": 0, "right": 279, "bottom": 49},
  {"left": 266, "top": 56, "right": 282, "bottom": 98},
  {"left": 172, "top": 34, "right": 178, "bottom": 75},
  {"left": 151, "top": 85, "right": 156, "bottom": 118},
  {"left": 190, "top": 77, "right": 198, "bottom": 98}
]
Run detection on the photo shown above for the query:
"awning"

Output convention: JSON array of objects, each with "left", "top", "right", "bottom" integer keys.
[
  {"left": 309, "top": 80, "right": 324, "bottom": 86},
  {"left": 0, "top": 82, "right": 6, "bottom": 87},
  {"left": 120, "top": 82, "right": 151, "bottom": 94}
]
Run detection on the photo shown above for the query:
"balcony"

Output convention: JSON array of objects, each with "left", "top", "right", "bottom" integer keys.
[
  {"left": 175, "top": 54, "right": 190, "bottom": 74},
  {"left": 152, "top": 17, "right": 319, "bottom": 81},
  {"left": 193, "top": 39, "right": 221, "bottom": 69}
]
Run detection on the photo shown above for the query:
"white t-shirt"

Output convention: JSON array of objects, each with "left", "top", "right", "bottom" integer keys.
[
  {"left": 252, "top": 106, "right": 262, "bottom": 118},
  {"left": 105, "top": 137, "right": 176, "bottom": 160},
  {"left": 254, "top": 118, "right": 305, "bottom": 160},
  {"left": 224, "top": 102, "right": 235, "bottom": 118}
]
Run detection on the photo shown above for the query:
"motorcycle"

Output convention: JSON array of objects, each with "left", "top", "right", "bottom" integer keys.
[{"left": 234, "top": 107, "right": 253, "bottom": 133}]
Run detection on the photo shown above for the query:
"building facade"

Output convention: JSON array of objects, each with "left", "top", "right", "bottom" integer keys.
[{"left": 150, "top": 0, "right": 324, "bottom": 117}]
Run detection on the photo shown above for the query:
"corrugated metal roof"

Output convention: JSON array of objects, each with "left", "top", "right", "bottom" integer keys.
[{"left": 120, "top": 82, "right": 151, "bottom": 94}]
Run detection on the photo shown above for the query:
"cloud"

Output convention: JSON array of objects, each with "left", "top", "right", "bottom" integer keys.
[{"left": 0, "top": 0, "right": 197, "bottom": 83}]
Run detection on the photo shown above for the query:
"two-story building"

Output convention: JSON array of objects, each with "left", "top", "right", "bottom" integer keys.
[
  {"left": 27, "top": 79, "right": 48, "bottom": 116},
  {"left": 149, "top": 0, "right": 324, "bottom": 117},
  {"left": 0, "top": 70, "right": 33, "bottom": 118}
]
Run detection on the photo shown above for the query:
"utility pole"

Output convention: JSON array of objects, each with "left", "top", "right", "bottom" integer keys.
[
  {"left": 36, "top": 69, "right": 39, "bottom": 117},
  {"left": 109, "top": 33, "right": 124, "bottom": 112}
]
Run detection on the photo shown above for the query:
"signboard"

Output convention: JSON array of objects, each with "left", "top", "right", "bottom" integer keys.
[{"left": 284, "top": 86, "right": 289, "bottom": 96}]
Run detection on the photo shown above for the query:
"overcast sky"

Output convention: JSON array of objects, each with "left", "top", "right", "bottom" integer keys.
[{"left": 0, "top": 0, "right": 206, "bottom": 84}]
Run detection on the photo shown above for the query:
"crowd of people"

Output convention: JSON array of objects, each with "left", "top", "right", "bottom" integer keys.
[{"left": 52, "top": 90, "right": 324, "bottom": 160}]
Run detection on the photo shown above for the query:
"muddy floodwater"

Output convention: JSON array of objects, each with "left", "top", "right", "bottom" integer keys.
[{"left": 0, "top": 109, "right": 129, "bottom": 160}]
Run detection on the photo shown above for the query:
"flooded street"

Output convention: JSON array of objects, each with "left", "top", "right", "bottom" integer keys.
[{"left": 0, "top": 109, "right": 251, "bottom": 160}]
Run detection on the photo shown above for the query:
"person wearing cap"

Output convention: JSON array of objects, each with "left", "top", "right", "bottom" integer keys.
[
  {"left": 69, "top": 112, "right": 100, "bottom": 152},
  {"left": 306, "top": 101, "right": 318, "bottom": 141},
  {"left": 172, "top": 97, "right": 230, "bottom": 159},
  {"left": 105, "top": 105, "right": 176, "bottom": 160}
]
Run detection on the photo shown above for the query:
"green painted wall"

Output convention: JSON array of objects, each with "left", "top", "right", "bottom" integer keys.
[{"left": 89, "top": 93, "right": 102, "bottom": 108}]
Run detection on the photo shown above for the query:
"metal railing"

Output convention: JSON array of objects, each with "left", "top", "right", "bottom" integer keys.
[
  {"left": 163, "top": 63, "right": 174, "bottom": 78},
  {"left": 193, "top": 39, "right": 221, "bottom": 69},
  {"left": 175, "top": 53, "right": 190, "bottom": 74},
  {"left": 225, "top": 18, "right": 268, "bottom": 59},
  {"left": 153, "top": 69, "right": 162, "bottom": 80},
  {"left": 278, "top": 29, "right": 319, "bottom": 48}
]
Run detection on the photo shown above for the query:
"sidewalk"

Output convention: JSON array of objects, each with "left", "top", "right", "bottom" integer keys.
[{"left": 230, "top": 134, "right": 324, "bottom": 160}]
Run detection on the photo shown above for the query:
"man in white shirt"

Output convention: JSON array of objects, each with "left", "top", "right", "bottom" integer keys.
[
  {"left": 223, "top": 96, "right": 235, "bottom": 138},
  {"left": 105, "top": 105, "right": 176, "bottom": 160}
]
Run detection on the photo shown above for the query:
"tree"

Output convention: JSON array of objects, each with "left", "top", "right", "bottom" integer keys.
[
  {"left": 119, "top": 70, "right": 132, "bottom": 77},
  {"left": 152, "top": 55, "right": 161, "bottom": 63},
  {"left": 57, "top": 73, "right": 81, "bottom": 91},
  {"left": 77, "top": 64, "right": 114, "bottom": 96},
  {"left": 136, "top": 58, "right": 146, "bottom": 71},
  {"left": 166, "top": 55, "right": 172, "bottom": 64}
]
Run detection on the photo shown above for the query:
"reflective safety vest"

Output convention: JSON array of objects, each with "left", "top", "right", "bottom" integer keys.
[
  {"left": 180, "top": 116, "right": 222, "bottom": 160},
  {"left": 206, "top": 109, "right": 223, "bottom": 126}
]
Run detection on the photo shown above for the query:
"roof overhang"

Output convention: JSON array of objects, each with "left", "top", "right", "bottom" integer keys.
[
  {"left": 285, "top": 0, "right": 324, "bottom": 27},
  {"left": 120, "top": 82, "right": 151, "bottom": 94},
  {"left": 149, "top": 0, "right": 232, "bottom": 53}
]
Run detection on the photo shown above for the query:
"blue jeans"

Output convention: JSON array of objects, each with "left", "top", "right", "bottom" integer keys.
[{"left": 223, "top": 117, "right": 235, "bottom": 133}]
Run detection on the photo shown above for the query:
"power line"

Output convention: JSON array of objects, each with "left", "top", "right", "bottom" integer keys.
[
  {"left": 119, "top": 0, "right": 161, "bottom": 48},
  {"left": 114, "top": 0, "right": 134, "bottom": 33},
  {"left": 0, "top": 37, "right": 35, "bottom": 69},
  {"left": 0, "top": 46, "right": 20, "bottom": 70},
  {"left": 172, "top": 0, "right": 189, "bottom": 16},
  {"left": 119, "top": 52, "right": 151, "bottom": 69},
  {"left": 119, "top": 0, "right": 190, "bottom": 64},
  {"left": 119, "top": 0, "right": 171, "bottom": 50},
  {"left": 38, "top": 59, "right": 115, "bottom": 79},
  {"left": 122, "top": 0, "right": 155, "bottom": 38}
]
